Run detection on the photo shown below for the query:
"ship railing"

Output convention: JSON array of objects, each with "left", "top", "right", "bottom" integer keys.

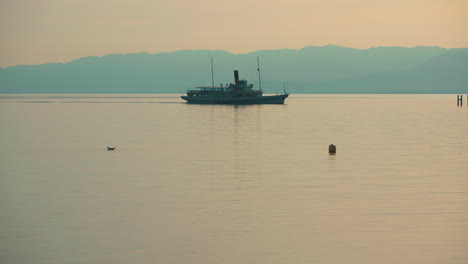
[{"left": 188, "top": 87, "right": 235, "bottom": 92}]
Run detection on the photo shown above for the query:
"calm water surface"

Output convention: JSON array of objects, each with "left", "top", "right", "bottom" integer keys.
[{"left": 1, "top": 94, "right": 467, "bottom": 264}]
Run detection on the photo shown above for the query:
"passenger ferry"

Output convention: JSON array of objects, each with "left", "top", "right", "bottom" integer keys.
[{"left": 181, "top": 58, "right": 289, "bottom": 104}]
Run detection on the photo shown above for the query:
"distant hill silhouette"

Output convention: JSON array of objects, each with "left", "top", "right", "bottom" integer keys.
[{"left": 1, "top": 45, "right": 467, "bottom": 93}]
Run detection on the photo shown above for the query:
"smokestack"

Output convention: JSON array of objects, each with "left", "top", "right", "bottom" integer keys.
[{"left": 234, "top": 70, "right": 239, "bottom": 86}]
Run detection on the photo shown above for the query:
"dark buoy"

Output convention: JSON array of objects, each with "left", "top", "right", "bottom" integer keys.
[
  {"left": 107, "top": 147, "right": 116, "bottom": 151},
  {"left": 328, "top": 144, "right": 336, "bottom": 154}
]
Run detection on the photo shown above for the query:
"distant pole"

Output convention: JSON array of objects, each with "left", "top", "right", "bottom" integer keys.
[
  {"left": 457, "top": 95, "right": 463, "bottom": 106},
  {"left": 211, "top": 57, "right": 215, "bottom": 87}
]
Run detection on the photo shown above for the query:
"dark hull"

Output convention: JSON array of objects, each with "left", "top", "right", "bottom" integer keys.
[{"left": 181, "top": 94, "right": 289, "bottom": 104}]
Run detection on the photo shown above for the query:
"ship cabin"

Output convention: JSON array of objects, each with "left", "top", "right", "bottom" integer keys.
[{"left": 185, "top": 70, "right": 263, "bottom": 99}]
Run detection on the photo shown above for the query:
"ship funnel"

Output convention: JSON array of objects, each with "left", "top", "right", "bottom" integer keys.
[{"left": 234, "top": 70, "right": 239, "bottom": 86}]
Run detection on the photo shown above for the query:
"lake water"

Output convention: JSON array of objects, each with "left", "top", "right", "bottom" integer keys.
[{"left": 1, "top": 94, "right": 467, "bottom": 264}]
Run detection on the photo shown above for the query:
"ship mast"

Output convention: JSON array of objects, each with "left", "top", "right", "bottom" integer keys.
[
  {"left": 210, "top": 57, "right": 215, "bottom": 87},
  {"left": 257, "top": 56, "right": 262, "bottom": 92}
]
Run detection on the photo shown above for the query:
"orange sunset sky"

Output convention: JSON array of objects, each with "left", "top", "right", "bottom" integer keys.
[{"left": 1, "top": 0, "right": 467, "bottom": 67}]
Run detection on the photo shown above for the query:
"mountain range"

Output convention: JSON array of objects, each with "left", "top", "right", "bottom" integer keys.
[{"left": 1, "top": 45, "right": 467, "bottom": 93}]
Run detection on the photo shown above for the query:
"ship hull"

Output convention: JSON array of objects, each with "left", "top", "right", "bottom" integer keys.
[{"left": 181, "top": 94, "right": 289, "bottom": 104}]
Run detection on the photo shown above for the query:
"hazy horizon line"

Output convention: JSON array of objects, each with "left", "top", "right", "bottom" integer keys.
[{"left": 2, "top": 44, "right": 466, "bottom": 69}]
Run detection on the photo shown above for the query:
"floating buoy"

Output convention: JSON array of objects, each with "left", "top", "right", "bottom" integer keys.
[{"left": 328, "top": 144, "right": 336, "bottom": 154}]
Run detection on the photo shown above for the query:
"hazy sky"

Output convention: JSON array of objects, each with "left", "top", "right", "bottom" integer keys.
[{"left": 1, "top": 0, "right": 467, "bottom": 67}]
